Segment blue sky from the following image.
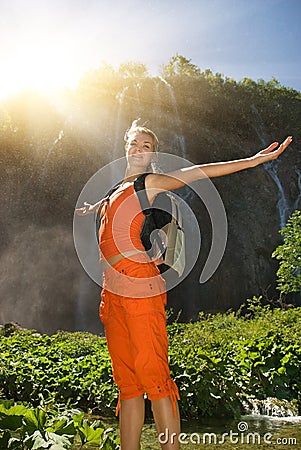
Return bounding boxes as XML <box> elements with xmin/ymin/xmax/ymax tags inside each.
<box><xmin>1</xmin><ymin>0</ymin><xmax>301</xmax><ymax>98</ymax></box>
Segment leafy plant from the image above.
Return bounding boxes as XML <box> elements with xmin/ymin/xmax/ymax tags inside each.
<box><xmin>0</xmin><ymin>331</ymin><xmax>118</xmax><ymax>414</ymax></box>
<box><xmin>272</xmin><ymin>209</ymin><xmax>301</xmax><ymax>294</ymax></box>
<box><xmin>168</xmin><ymin>299</ymin><xmax>301</xmax><ymax>417</ymax></box>
<box><xmin>1</xmin><ymin>303</ymin><xmax>300</xmax><ymax>420</ymax></box>
<box><xmin>0</xmin><ymin>400</ymin><xmax>120</xmax><ymax>449</ymax></box>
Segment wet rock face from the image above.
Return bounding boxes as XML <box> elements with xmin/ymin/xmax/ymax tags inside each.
<box><xmin>1</xmin><ymin>80</ymin><xmax>301</xmax><ymax>333</ymax></box>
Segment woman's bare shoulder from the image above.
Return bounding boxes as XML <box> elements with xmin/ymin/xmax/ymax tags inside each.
<box><xmin>144</xmin><ymin>172</ymin><xmax>187</xmax><ymax>193</ymax></box>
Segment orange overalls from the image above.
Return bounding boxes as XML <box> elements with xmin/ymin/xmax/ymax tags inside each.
<box><xmin>98</xmin><ymin>183</ymin><xmax>180</xmax><ymax>417</ymax></box>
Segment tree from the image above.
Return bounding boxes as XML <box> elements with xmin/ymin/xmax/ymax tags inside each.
<box><xmin>272</xmin><ymin>210</ymin><xmax>301</xmax><ymax>294</ymax></box>
<box><xmin>117</xmin><ymin>61</ymin><xmax>148</xmax><ymax>78</ymax></box>
<box><xmin>161</xmin><ymin>54</ymin><xmax>201</xmax><ymax>78</ymax></box>
<box><xmin>79</xmin><ymin>62</ymin><xmax>116</xmax><ymax>85</ymax></box>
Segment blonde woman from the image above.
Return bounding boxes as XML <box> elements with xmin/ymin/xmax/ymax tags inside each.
<box><xmin>76</xmin><ymin>121</ymin><xmax>292</xmax><ymax>450</ymax></box>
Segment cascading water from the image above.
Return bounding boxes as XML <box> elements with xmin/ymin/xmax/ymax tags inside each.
<box><xmin>133</xmin><ymin>83</ymin><xmax>142</xmax><ymax>115</ymax></box>
<box><xmin>74</xmin><ymin>88</ymin><xmax>129</xmax><ymax>331</ymax></box>
<box><xmin>292</xmin><ymin>168</ymin><xmax>301</xmax><ymax>211</ymax></box>
<box><xmin>46</xmin><ymin>130</ymin><xmax>64</xmax><ymax>159</ymax></box>
<box><xmin>40</xmin><ymin>129</ymin><xmax>64</xmax><ymax>182</ymax></box>
<box><xmin>158</xmin><ymin>76</ymin><xmax>187</xmax><ymax>159</ymax></box>
<box><xmin>155</xmin><ymin>77</ymin><xmax>192</xmax><ymax>203</ymax></box>
<box><xmin>251</xmin><ymin>104</ymin><xmax>298</xmax><ymax>230</ymax></box>
<box><xmin>264</xmin><ymin>160</ymin><xmax>290</xmax><ymax>230</ymax></box>
<box><xmin>262</xmin><ymin>163</ymin><xmax>301</xmax><ymax>230</ymax></box>
<box><xmin>242</xmin><ymin>396</ymin><xmax>299</xmax><ymax>418</ymax></box>
<box><xmin>153</xmin><ymin>80</ymin><xmax>163</xmax><ymax>121</ymax></box>
<box><xmin>113</xmin><ymin>86</ymin><xmax>128</xmax><ymax>160</ymax></box>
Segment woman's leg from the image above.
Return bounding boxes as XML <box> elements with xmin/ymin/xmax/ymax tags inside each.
<box><xmin>100</xmin><ymin>291</ymin><xmax>145</xmax><ymax>448</ymax></box>
<box><xmin>119</xmin><ymin>395</ymin><xmax>145</xmax><ymax>450</ymax></box>
<box><xmin>152</xmin><ymin>396</ymin><xmax>180</xmax><ymax>450</ymax></box>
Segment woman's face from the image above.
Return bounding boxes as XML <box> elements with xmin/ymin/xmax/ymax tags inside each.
<box><xmin>126</xmin><ymin>132</ymin><xmax>156</xmax><ymax>169</ymax></box>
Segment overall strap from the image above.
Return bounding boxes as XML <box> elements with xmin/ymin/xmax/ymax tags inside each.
<box><xmin>95</xmin><ymin>180</ymin><xmax>122</xmax><ymax>244</ymax></box>
<box><xmin>103</xmin><ymin>180</ymin><xmax>123</xmax><ymax>201</ymax></box>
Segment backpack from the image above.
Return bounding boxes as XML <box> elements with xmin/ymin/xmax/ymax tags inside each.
<box><xmin>134</xmin><ymin>173</ymin><xmax>185</xmax><ymax>276</ymax></box>
<box><xmin>96</xmin><ymin>173</ymin><xmax>185</xmax><ymax>276</ymax></box>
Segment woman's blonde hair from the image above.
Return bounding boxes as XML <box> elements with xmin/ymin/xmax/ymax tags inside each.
<box><xmin>124</xmin><ymin>118</ymin><xmax>159</xmax><ymax>153</ymax></box>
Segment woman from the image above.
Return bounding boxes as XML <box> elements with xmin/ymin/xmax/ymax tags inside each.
<box><xmin>76</xmin><ymin>120</ymin><xmax>292</xmax><ymax>450</ymax></box>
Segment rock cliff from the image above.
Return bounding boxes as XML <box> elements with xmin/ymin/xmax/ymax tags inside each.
<box><xmin>1</xmin><ymin>72</ymin><xmax>300</xmax><ymax>333</ymax></box>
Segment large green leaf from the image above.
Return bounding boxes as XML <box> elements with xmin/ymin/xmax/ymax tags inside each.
<box><xmin>78</xmin><ymin>422</ymin><xmax>104</xmax><ymax>445</ymax></box>
<box><xmin>0</xmin><ymin>415</ymin><xmax>23</xmax><ymax>431</ymax></box>
<box><xmin>23</xmin><ymin>408</ymin><xmax>47</xmax><ymax>432</ymax></box>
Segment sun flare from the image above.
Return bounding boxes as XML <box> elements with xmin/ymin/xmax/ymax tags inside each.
<box><xmin>0</xmin><ymin>39</ymin><xmax>84</xmax><ymax>100</ymax></box>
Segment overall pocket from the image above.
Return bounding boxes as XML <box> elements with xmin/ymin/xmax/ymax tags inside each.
<box><xmin>99</xmin><ymin>289</ymin><xmax>110</xmax><ymax>324</ymax></box>
<box><xmin>103</xmin><ymin>259</ymin><xmax>166</xmax><ymax>299</ymax></box>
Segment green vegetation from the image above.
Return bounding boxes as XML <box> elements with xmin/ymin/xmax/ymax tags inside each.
<box><xmin>1</xmin><ymin>300</ymin><xmax>300</xmax><ymax>420</ymax></box>
<box><xmin>1</xmin><ymin>301</ymin><xmax>300</xmax><ymax>448</ymax></box>
<box><xmin>0</xmin><ymin>330</ymin><xmax>117</xmax><ymax>414</ymax></box>
<box><xmin>273</xmin><ymin>210</ymin><xmax>301</xmax><ymax>295</ymax></box>
<box><xmin>0</xmin><ymin>400</ymin><xmax>119</xmax><ymax>449</ymax></box>
<box><xmin>161</xmin><ymin>54</ymin><xmax>201</xmax><ymax>78</ymax></box>
<box><xmin>169</xmin><ymin>298</ymin><xmax>301</xmax><ymax>418</ymax></box>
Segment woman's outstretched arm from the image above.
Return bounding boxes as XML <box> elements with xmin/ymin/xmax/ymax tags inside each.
<box><xmin>146</xmin><ymin>136</ymin><xmax>293</xmax><ymax>194</ymax></box>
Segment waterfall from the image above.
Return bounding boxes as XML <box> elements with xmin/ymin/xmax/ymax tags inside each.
<box><xmin>154</xmin><ymin>77</ymin><xmax>192</xmax><ymax>202</ymax></box>
<box><xmin>262</xmin><ymin>164</ymin><xmax>301</xmax><ymax>230</ymax></box>
<box><xmin>158</xmin><ymin>77</ymin><xmax>187</xmax><ymax>159</ymax></box>
<box><xmin>133</xmin><ymin>83</ymin><xmax>142</xmax><ymax>115</ymax></box>
<box><xmin>46</xmin><ymin>130</ymin><xmax>64</xmax><ymax>159</ymax></box>
<box><xmin>251</xmin><ymin>104</ymin><xmax>269</xmax><ymax>147</ymax></box>
<box><xmin>292</xmin><ymin>168</ymin><xmax>301</xmax><ymax>211</ymax></box>
<box><xmin>39</xmin><ymin>129</ymin><xmax>64</xmax><ymax>182</ymax></box>
<box><xmin>113</xmin><ymin>86</ymin><xmax>128</xmax><ymax>160</ymax></box>
<box><xmin>242</xmin><ymin>397</ymin><xmax>299</xmax><ymax>417</ymax></box>
<box><xmin>251</xmin><ymin>105</ymin><xmax>297</xmax><ymax>230</ymax></box>
<box><xmin>153</xmin><ymin>80</ymin><xmax>162</xmax><ymax>120</ymax></box>
<box><xmin>264</xmin><ymin>160</ymin><xmax>290</xmax><ymax>229</ymax></box>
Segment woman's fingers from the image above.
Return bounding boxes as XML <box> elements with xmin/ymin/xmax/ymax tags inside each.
<box><xmin>273</xmin><ymin>136</ymin><xmax>293</xmax><ymax>156</ymax></box>
<box><xmin>281</xmin><ymin>135</ymin><xmax>293</xmax><ymax>149</ymax></box>
<box><xmin>260</xmin><ymin>142</ymin><xmax>279</xmax><ymax>154</ymax></box>
<box><xmin>75</xmin><ymin>201</ymin><xmax>96</xmax><ymax>216</ymax></box>
<box><xmin>75</xmin><ymin>204</ymin><xmax>89</xmax><ymax>215</ymax></box>
<box><xmin>261</xmin><ymin>136</ymin><xmax>292</xmax><ymax>156</ymax></box>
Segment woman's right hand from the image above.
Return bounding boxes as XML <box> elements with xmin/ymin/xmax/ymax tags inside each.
<box><xmin>75</xmin><ymin>198</ymin><xmax>106</xmax><ymax>216</ymax></box>
<box><xmin>75</xmin><ymin>201</ymin><xmax>95</xmax><ymax>216</ymax></box>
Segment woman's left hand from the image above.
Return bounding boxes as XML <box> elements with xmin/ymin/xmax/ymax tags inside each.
<box><xmin>252</xmin><ymin>136</ymin><xmax>293</xmax><ymax>165</ymax></box>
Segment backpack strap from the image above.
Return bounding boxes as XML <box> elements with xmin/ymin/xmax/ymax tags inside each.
<box><xmin>134</xmin><ymin>173</ymin><xmax>167</xmax><ymax>257</ymax></box>
<box><xmin>134</xmin><ymin>173</ymin><xmax>152</xmax><ymax>215</ymax></box>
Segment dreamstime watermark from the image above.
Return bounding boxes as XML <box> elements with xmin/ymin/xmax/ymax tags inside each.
<box><xmin>158</xmin><ymin>421</ymin><xmax>298</xmax><ymax>446</ymax></box>
<box><xmin>73</xmin><ymin>153</ymin><xmax>228</xmax><ymax>293</ymax></box>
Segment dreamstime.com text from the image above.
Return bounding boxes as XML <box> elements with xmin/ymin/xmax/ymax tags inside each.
<box><xmin>158</xmin><ymin>421</ymin><xmax>298</xmax><ymax>446</ymax></box>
